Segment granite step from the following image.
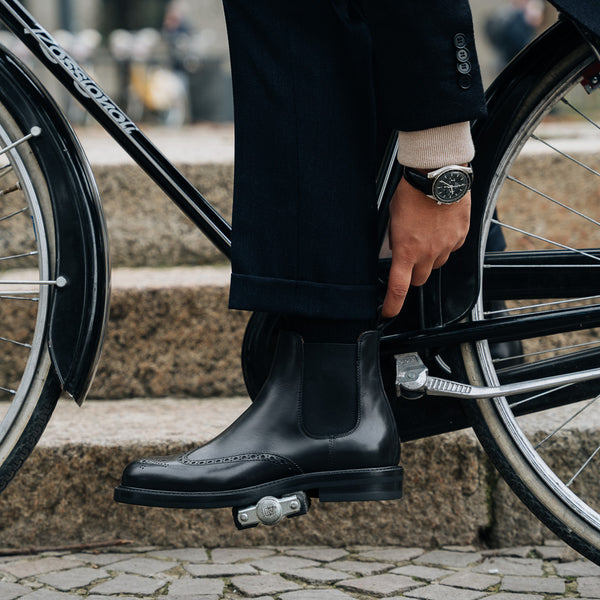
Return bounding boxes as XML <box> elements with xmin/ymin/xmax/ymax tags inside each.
<box><xmin>93</xmin><ymin>265</ymin><xmax>248</xmax><ymax>400</ymax></box>
<box><xmin>2</xmin><ymin>396</ymin><xmax>591</xmax><ymax>552</ymax></box>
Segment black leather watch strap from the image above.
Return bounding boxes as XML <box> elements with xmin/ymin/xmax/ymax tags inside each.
<box><xmin>403</xmin><ymin>167</ymin><xmax>433</xmax><ymax>197</ymax></box>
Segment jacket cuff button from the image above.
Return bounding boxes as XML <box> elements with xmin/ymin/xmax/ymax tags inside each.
<box><xmin>458</xmin><ymin>74</ymin><xmax>472</xmax><ymax>89</ymax></box>
<box><xmin>454</xmin><ymin>33</ymin><xmax>467</xmax><ymax>48</ymax></box>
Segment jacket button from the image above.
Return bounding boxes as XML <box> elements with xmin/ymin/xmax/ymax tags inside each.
<box><xmin>454</xmin><ymin>33</ymin><xmax>467</xmax><ymax>48</ymax></box>
<box><xmin>458</xmin><ymin>74</ymin><xmax>472</xmax><ymax>89</ymax></box>
<box><xmin>457</xmin><ymin>61</ymin><xmax>472</xmax><ymax>75</ymax></box>
<box><xmin>456</xmin><ymin>48</ymin><xmax>470</xmax><ymax>62</ymax></box>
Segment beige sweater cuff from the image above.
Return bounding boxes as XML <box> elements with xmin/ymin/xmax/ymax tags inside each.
<box><xmin>396</xmin><ymin>122</ymin><xmax>475</xmax><ymax>169</ymax></box>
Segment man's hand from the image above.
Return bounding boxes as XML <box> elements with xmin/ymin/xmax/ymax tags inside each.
<box><xmin>381</xmin><ymin>176</ymin><xmax>471</xmax><ymax>318</ymax></box>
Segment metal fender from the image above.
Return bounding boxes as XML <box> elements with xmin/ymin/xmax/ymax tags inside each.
<box><xmin>0</xmin><ymin>48</ymin><xmax>110</xmax><ymax>404</ymax></box>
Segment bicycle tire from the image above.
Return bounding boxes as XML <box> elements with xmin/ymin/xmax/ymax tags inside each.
<box><xmin>461</xmin><ymin>24</ymin><xmax>600</xmax><ymax>562</ymax></box>
<box><xmin>0</xmin><ymin>73</ymin><xmax>63</xmax><ymax>493</ymax></box>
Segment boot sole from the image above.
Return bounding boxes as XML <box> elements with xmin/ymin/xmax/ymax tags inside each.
<box><xmin>113</xmin><ymin>466</ymin><xmax>403</xmax><ymax>509</ymax></box>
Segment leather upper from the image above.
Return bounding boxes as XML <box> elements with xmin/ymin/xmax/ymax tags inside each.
<box><xmin>121</xmin><ymin>330</ymin><xmax>400</xmax><ymax>494</ymax></box>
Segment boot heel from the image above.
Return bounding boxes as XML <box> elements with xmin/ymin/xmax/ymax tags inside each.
<box><xmin>317</xmin><ymin>467</ymin><xmax>403</xmax><ymax>502</ymax></box>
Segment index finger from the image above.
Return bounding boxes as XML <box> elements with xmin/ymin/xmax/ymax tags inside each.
<box><xmin>381</xmin><ymin>258</ymin><xmax>414</xmax><ymax>319</ymax></box>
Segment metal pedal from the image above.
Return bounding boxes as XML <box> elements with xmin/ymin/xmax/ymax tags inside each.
<box><xmin>233</xmin><ymin>492</ymin><xmax>310</xmax><ymax>530</ymax></box>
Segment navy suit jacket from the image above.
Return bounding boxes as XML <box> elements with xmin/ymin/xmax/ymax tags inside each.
<box><xmin>549</xmin><ymin>0</ymin><xmax>600</xmax><ymax>36</ymax></box>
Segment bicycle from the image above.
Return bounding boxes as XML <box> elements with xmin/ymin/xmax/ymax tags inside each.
<box><xmin>0</xmin><ymin>0</ymin><xmax>599</xmax><ymax>562</ymax></box>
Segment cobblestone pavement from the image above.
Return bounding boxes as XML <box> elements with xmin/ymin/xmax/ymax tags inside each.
<box><xmin>0</xmin><ymin>542</ymin><xmax>599</xmax><ymax>599</ymax></box>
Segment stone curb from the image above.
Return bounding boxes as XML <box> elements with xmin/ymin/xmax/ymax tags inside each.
<box><xmin>0</xmin><ymin>398</ymin><xmax>575</xmax><ymax>551</ymax></box>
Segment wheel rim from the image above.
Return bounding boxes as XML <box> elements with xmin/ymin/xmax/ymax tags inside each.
<box><xmin>470</xmin><ymin>50</ymin><xmax>600</xmax><ymax>547</ymax></box>
<box><xmin>0</xmin><ymin>122</ymin><xmax>52</xmax><ymax>463</ymax></box>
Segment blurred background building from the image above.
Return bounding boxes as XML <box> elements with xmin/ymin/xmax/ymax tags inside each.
<box><xmin>10</xmin><ymin>0</ymin><xmax>558</xmax><ymax>126</ymax></box>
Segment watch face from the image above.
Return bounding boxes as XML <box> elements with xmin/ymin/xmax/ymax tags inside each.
<box><xmin>432</xmin><ymin>170</ymin><xmax>471</xmax><ymax>203</ymax></box>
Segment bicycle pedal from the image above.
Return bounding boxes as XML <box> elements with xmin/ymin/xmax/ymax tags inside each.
<box><xmin>233</xmin><ymin>492</ymin><xmax>310</xmax><ymax>530</ymax></box>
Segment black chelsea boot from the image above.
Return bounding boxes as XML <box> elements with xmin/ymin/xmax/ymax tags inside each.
<box><xmin>114</xmin><ymin>330</ymin><xmax>402</xmax><ymax>509</ymax></box>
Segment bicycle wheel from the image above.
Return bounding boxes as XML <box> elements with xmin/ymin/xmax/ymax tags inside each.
<box><xmin>462</xmin><ymin>23</ymin><xmax>600</xmax><ymax>561</ymax></box>
<box><xmin>0</xmin><ymin>97</ymin><xmax>62</xmax><ymax>492</ymax></box>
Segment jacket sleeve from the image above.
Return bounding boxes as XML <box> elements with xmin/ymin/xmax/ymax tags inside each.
<box><xmin>360</xmin><ymin>0</ymin><xmax>487</xmax><ymax>132</ymax></box>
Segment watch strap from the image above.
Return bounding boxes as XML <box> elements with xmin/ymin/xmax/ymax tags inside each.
<box><xmin>403</xmin><ymin>167</ymin><xmax>433</xmax><ymax>197</ymax></box>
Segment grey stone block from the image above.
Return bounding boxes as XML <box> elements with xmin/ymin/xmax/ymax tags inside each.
<box><xmin>107</xmin><ymin>557</ymin><xmax>178</xmax><ymax>575</ymax></box>
<box><xmin>280</xmin><ymin>591</ymin><xmax>354</xmax><ymax>600</ymax></box>
<box><xmin>184</xmin><ymin>563</ymin><xmax>257</xmax><ymax>577</ymax></box>
<box><xmin>439</xmin><ymin>571</ymin><xmax>500</xmax><ymax>591</ymax></box>
<box><xmin>485</xmin><ymin>595</ymin><xmax>544</xmax><ymax>600</ymax></box>
<box><xmin>166</xmin><ymin>577</ymin><xmax>224</xmax><ymax>598</ymax></box>
<box><xmin>326</xmin><ymin>561</ymin><xmax>392</xmax><ymax>576</ymax></box>
<box><xmin>147</xmin><ymin>548</ymin><xmax>209</xmax><ymax>563</ymax></box>
<box><xmin>209</xmin><ymin>548</ymin><xmax>275</xmax><ymax>564</ymax></box>
<box><xmin>249</xmin><ymin>556</ymin><xmax>319</xmax><ymax>574</ymax></box>
<box><xmin>357</xmin><ymin>548</ymin><xmax>425</xmax><ymax>562</ymax></box>
<box><xmin>474</xmin><ymin>557</ymin><xmax>543</xmax><ymax>577</ymax></box>
<box><xmin>282</xmin><ymin>548</ymin><xmax>348</xmax><ymax>563</ymax></box>
<box><xmin>89</xmin><ymin>573</ymin><xmax>166</xmax><ymax>595</ymax></box>
<box><xmin>284</xmin><ymin>568</ymin><xmax>349</xmax><ymax>584</ymax></box>
<box><xmin>14</xmin><ymin>591</ymin><xmax>80</xmax><ymax>600</ymax></box>
<box><xmin>37</xmin><ymin>567</ymin><xmax>110</xmax><ymax>591</ymax></box>
<box><xmin>404</xmin><ymin>584</ymin><xmax>487</xmax><ymax>600</ymax></box>
<box><xmin>0</xmin><ymin>558</ymin><xmax>83</xmax><ymax>579</ymax></box>
<box><xmin>230</xmin><ymin>574</ymin><xmax>301</xmax><ymax>597</ymax></box>
<box><xmin>555</xmin><ymin>560</ymin><xmax>600</xmax><ymax>577</ymax></box>
<box><xmin>338</xmin><ymin>573</ymin><xmax>424</xmax><ymax>595</ymax></box>
<box><xmin>578</xmin><ymin>578</ymin><xmax>600</xmax><ymax>599</ymax></box>
<box><xmin>391</xmin><ymin>565</ymin><xmax>450</xmax><ymax>581</ymax></box>
<box><xmin>0</xmin><ymin>582</ymin><xmax>33</xmax><ymax>600</ymax></box>
<box><xmin>501</xmin><ymin>575</ymin><xmax>566</xmax><ymax>594</ymax></box>
<box><xmin>415</xmin><ymin>550</ymin><xmax>483</xmax><ymax>569</ymax></box>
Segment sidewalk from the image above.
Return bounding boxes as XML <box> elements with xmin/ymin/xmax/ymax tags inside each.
<box><xmin>0</xmin><ymin>542</ymin><xmax>598</xmax><ymax>599</ymax></box>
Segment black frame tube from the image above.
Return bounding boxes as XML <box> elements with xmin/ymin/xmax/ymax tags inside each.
<box><xmin>0</xmin><ymin>0</ymin><xmax>233</xmax><ymax>258</ymax></box>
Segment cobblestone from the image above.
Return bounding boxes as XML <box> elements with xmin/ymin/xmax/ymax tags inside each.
<box><xmin>404</xmin><ymin>584</ymin><xmax>486</xmax><ymax>600</ymax></box>
<box><xmin>0</xmin><ymin>542</ymin><xmax>596</xmax><ymax>598</ymax></box>
<box><xmin>578</xmin><ymin>577</ymin><xmax>600</xmax><ymax>598</ymax></box>
<box><xmin>554</xmin><ymin>559</ymin><xmax>600</xmax><ymax>577</ymax></box>
<box><xmin>337</xmin><ymin>573</ymin><xmax>424</xmax><ymax>595</ymax></box>
<box><xmin>474</xmin><ymin>557</ymin><xmax>544</xmax><ymax>577</ymax></box>
<box><xmin>415</xmin><ymin>551</ymin><xmax>483</xmax><ymax>569</ymax></box>
<box><xmin>500</xmin><ymin>575</ymin><xmax>565</xmax><ymax>594</ymax></box>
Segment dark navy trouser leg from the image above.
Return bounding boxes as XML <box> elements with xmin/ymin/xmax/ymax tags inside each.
<box><xmin>223</xmin><ymin>0</ymin><xmax>488</xmax><ymax>319</ymax></box>
<box><xmin>223</xmin><ymin>0</ymin><xmax>380</xmax><ymax>320</ymax></box>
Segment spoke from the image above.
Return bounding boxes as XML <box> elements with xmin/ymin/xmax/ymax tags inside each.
<box><xmin>506</xmin><ymin>175</ymin><xmax>600</xmax><ymax>227</ymax></box>
<box><xmin>0</xmin><ymin>336</ymin><xmax>31</xmax><ymax>349</ymax></box>
<box><xmin>535</xmin><ymin>396</ymin><xmax>599</xmax><ymax>450</ymax></box>
<box><xmin>0</xmin><ymin>278</ymin><xmax>63</xmax><ymax>287</ymax></box>
<box><xmin>485</xmin><ymin>296</ymin><xmax>600</xmax><ymax>316</ymax></box>
<box><xmin>561</xmin><ymin>98</ymin><xmax>600</xmax><ymax>131</ymax></box>
<box><xmin>529</xmin><ymin>134</ymin><xmax>600</xmax><ymax>178</ymax></box>
<box><xmin>509</xmin><ymin>383</ymin><xmax>574</xmax><ymax>410</ymax></box>
<box><xmin>0</xmin><ymin>127</ymin><xmax>41</xmax><ymax>160</ymax></box>
<box><xmin>0</xmin><ymin>164</ymin><xmax>13</xmax><ymax>179</ymax></box>
<box><xmin>494</xmin><ymin>340</ymin><xmax>600</xmax><ymax>365</ymax></box>
<box><xmin>567</xmin><ymin>443</ymin><xmax>600</xmax><ymax>488</ymax></box>
<box><xmin>491</xmin><ymin>219</ymin><xmax>600</xmax><ymax>264</ymax></box>
<box><xmin>0</xmin><ymin>386</ymin><xmax>16</xmax><ymax>395</ymax></box>
<box><xmin>0</xmin><ymin>206</ymin><xmax>28</xmax><ymax>222</ymax></box>
<box><xmin>0</xmin><ymin>251</ymin><xmax>38</xmax><ymax>262</ymax></box>
<box><xmin>0</xmin><ymin>295</ymin><xmax>39</xmax><ymax>301</ymax></box>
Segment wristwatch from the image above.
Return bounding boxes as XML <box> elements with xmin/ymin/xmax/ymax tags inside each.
<box><xmin>403</xmin><ymin>164</ymin><xmax>473</xmax><ymax>205</ymax></box>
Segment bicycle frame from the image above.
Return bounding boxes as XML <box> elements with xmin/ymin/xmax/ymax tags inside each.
<box><xmin>0</xmin><ymin>0</ymin><xmax>233</xmax><ymax>259</ymax></box>
<box><xmin>0</xmin><ymin>0</ymin><xmax>599</xmax><ymax>439</ymax></box>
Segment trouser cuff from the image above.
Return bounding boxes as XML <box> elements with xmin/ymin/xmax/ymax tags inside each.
<box><xmin>229</xmin><ymin>273</ymin><xmax>379</xmax><ymax>320</ymax></box>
